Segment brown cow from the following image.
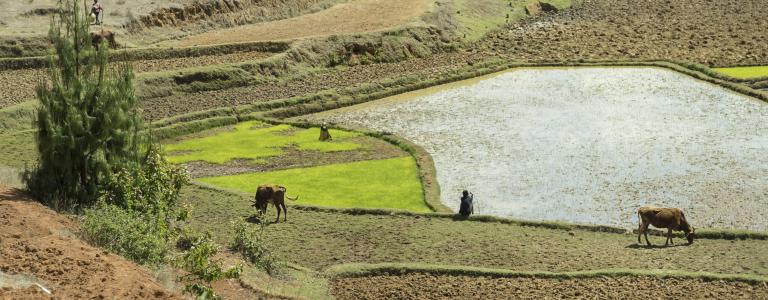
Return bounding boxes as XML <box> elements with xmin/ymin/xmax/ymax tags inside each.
<box><xmin>252</xmin><ymin>184</ymin><xmax>298</xmax><ymax>223</ymax></box>
<box><xmin>90</xmin><ymin>30</ymin><xmax>117</xmax><ymax>49</ymax></box>
<box><xmin>637</xmin><ymin>206</ymin><xmax>695</xmax><ymax>247</ymax></box>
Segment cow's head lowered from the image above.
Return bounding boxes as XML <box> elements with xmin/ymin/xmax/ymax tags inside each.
<box><xmin>685</xmin><ymin>227</ymin><xmax>695</xmax><ymax>244</ymax></box>
<box><xmin>678</xmin><ymin>221</ymin><xmax>695</xmax><ymax>244</ymax></box>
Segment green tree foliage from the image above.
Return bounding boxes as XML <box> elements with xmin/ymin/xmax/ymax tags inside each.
<box><xmin>25</xmin><ymin>0</ymin><xmax>142</xmax><ymax>210</ymax></box>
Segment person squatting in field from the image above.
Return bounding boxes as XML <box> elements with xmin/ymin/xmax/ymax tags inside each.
<box><xmin>459</xmin><ymin>190</ymin><xmax>474</xmax><ymax>217</ymax></box>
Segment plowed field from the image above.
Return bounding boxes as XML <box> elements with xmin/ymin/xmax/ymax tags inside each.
<box><xmin>332</xmin><ymin>273</ymin><xmax>768</xmax><ymax>300</ymax></box>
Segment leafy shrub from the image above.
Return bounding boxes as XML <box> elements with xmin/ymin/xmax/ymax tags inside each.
<box><xmin>177</xmin><ymin>235</ymin><xmax>242</xmax><ymax>299</ymax></box>
<box><xmin>230</xmin><ymin>220</ymin><xmax>283</xmax><ymax>275</ymax></box>
<box><xmin>82</xmin><ymin>148</ymin><xmax>189</xmax><ymax>266</ymax></box>
<box><xmin>81</xmin><ymin>205</ymin><xmax>170</xmax><ymax>265</ymax></box>
<box><xmin>100</xmin><ymin>147</ymin><xmax>188</xmax><ymax>214</ymax></box>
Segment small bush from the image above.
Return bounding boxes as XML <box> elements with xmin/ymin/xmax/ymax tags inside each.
<box><xmin>176</xmin><ymin>226</ymin><xmax>209</xmax><ymax>251</ymax></box>
<box><xmin>81</xmin><ymin>205</ymin><xmax>170</xmax><ymax>265</ymax></box>
<box><xmin>230</xmin><ymin>220</ymin><xmax>283</xmax><ymax>275</ymax></box>
<box><xmin>177</xmin><ymin>235</ymin><xmax>242</xmax><ymax>299</ymax></box>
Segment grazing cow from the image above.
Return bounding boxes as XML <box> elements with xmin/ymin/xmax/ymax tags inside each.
<box><xmin>637</xmin><ymin>206</ymin><xmax>695</xmax><ymax>247</ymax></box>
<box><xmin>252</xmin><ymin>184</ymin><xmax>298</xmax><ymax>223</ymax></box>
<box><xmin>90</xmin><ymin>30</ymin><xmax>117</xmax><ymax>49</ymax></box>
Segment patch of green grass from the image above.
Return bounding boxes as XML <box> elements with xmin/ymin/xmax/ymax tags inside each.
<box><xmin>198</xmin><ymin>157</ymin><xmax>429</xmax><ymax>212</ymax></box>
<box><xmin>0</xmin><ymin>100</ymin><xmax>37</xmax><ymax>134</ymax></box>
<box><xmin>0</xmin><ymin>130</ymin><xmax>36</xmax><ymax>169</ymax></box>
<box><xmin>182</xmin><ymin>185</ymin><xmax>768</xmax><ymax>276</ymax></box>
<box><xmin>713</xmin><ymin>66</ymin><xmax>768</xmax><ymax>79</ymax></box>
<box><xmin>164</xmin><ymin>121</ymin><xmax>362</xmax><ymax>164</ymax></box>
<box><xmin>453</xmin><ymin>0</ymin><xmax>573</xmax><ymax>42</ymax></box>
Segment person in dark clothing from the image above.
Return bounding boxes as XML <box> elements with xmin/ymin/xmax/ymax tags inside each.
<box><xmin>459</xmin><ymin>190</ymin><xmax>473</xmax><ymax>217</ymax></box>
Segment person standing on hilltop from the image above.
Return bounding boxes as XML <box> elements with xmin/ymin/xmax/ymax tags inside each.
<box><xmin>459</xmin><ymin>190</ymin><xmax>474</xmax><ymax>217</ymax></box>
<box><xmin>91</xmin><ymin>0</ymin><xmax>104</xmax><ymax>25</ymax></box>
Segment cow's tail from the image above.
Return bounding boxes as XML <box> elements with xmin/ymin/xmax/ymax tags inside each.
<box><xmin>279</xmin><ymin>186</ymin><xmax>299</xmax><ymax>201</ymax></box>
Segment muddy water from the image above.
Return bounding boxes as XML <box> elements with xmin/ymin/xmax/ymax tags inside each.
<box><xmin>310</xmin><ymin>68</ymin><xmax>768</xmax><ymax>230</ymax></box>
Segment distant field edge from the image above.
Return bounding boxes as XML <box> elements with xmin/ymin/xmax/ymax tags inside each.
<box><xmin>326</xmin><ymin>263</ymin><xmax>768</xmax><ymax>284</ymax></box>
<box><xmin>0</xmin><ymin>41</ymin><xmax>290</xmax><ymax>71</ymax></box>
<box><xmin>188</xmin><ymin>182</ymin><xmax>768</xmax><ymax>241</ymax></box>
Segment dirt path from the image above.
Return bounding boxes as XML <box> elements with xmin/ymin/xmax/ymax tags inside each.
<box><xmin>332</xmin><ymin>273</ymin><xmax>768</xmax><ymax>299</ymax></box>
<box><xmin>169</xmin><ymin>0</ymin><xmax>432</xmax><ymax>47</ymax></box>
<box><xmin>0</xmin><ymin>186</ymin><xmax>181</xmax><ymax>299</ymax></box>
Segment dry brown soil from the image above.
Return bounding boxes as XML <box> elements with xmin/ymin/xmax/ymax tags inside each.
<box><xmin>331</xmin><ymin>273</ymin><xmax>768</xmax><ymax>299</ymax></box>
<box><xmin>0</xmin><ymin>186</ymin><xmax>181</xmax><ymax>299</ymax></box>
<box><xmin>170</xmin><ymin>0</ymin><xmax>432</xmax><ymax>46</ymax></box>
<box><xmin>483</xmin><ymin>0</ymin><xmax>768</xmax><ymax>66</ymax></box>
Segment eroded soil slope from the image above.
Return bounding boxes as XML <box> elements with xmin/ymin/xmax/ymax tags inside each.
<box><xmin>0</xmin><ymin>186</ymin><xmax>180</xmax><ymax>299</ymax></box>
<box><xmin>170</xmin><ymin>0</ymin><xmax>432</xmax><ymax>46</ymax></box>
<box><xmin>331</xmin><ymin>273</ymin><xmax>768</xmax><ymax>300</ymax></box>
<box><xmin>484</xmin><ymin>0</ymin><xmax>768</xmax><ymax>66</ymax></box>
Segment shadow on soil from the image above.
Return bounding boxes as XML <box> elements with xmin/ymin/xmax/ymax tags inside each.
<box><xmin>0</xmin><ymin>187</ymin><xmax>28</xmax><ymax>202</ymax></box>
<box><xmin>625</xmin><ymin>243</ymin><xmax>692</xmax><ymax>249</ymax></box>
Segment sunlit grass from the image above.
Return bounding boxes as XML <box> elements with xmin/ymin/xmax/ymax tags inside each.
<box><xmin>164</xmin><ymin>121</ymin><xmax>362</xmax><ymax>164</ymax></box>
<box><xmin>713</xmin><ymin>66</ymin><xmax>768</xmax><ymax>79</ymax></box>
<box><xmin>198</xmin><ymin>157</ymin><xmax>429</xmax><ymax>212</ymax></box>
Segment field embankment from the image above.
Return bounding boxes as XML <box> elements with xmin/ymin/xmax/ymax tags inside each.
<box><xmin>0</xmin><ymin>186</ymin><xmax>180</xmax><ymax>299</ymax></box>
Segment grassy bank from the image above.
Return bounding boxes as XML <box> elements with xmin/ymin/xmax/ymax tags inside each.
<box><xmin>328</xmin><ymin>263</ymin><xmax>768</xmax><ymax>284</ymax></box>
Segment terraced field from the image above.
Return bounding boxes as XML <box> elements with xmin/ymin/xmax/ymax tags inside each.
<box><xmin>3</xmin><ymin>0</ymin><xmax>768</xmax><ymax>298</ymax></box>
<box><xmin>482</xmin><ymin>0</ymin><xmax>768</xmax><ymax>66</ymax></box>
<box><xmin>164</xmin><ymin>121</ymin><xmax>427</xmax><ymax>210</ymax></box>
<box><xmin>0</xmin><ymin>50</ymin><xmax>275</xmax><ymax>108</ymax></box>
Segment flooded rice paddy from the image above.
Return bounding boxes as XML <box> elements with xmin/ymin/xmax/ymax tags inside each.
<box><xmin>310</xmin><ymin>68</ymin><xmax>768</xmax><ymax>230</ymax></box>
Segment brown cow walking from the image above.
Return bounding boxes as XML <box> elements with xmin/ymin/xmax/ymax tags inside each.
<box><xmin>637</xmin><ymin>206</ymin><xmax>695</xmax><ymax>247</ymax></box>
<box><xmin>252</xmin><ymin>184</ymin><xmax>297</xmax><ymax>223</ymax></box>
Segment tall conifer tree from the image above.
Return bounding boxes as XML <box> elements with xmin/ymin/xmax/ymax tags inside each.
<box><xmin>26</xmin><ymin>0</ymin><xmax>143</xmax><ymax>210</ymax></box>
